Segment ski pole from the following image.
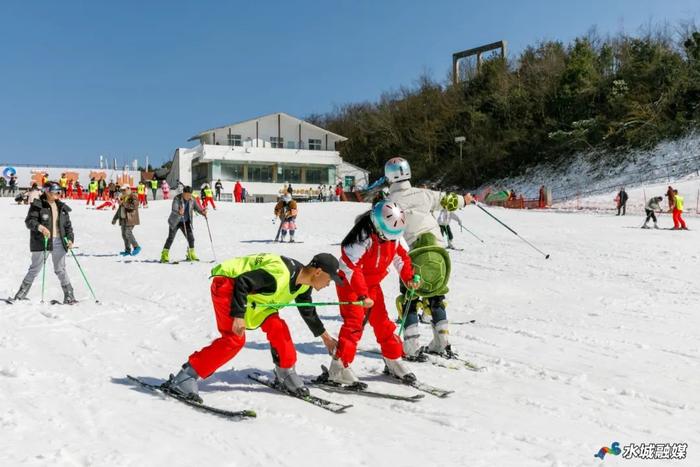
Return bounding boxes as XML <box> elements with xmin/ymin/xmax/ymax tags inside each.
<box><xmin>64</xmin><ymin>237</ymin><xmax>99</xmax><ymax>303</ymax></box>
<box><xmin>459</xmin><ymin>223</ymin><xmax>484</xmax><ymax>243</ymax></box>
<box><xmin>397</xmin><ymin>274</ymin><xmax>421</xmax><ymax>337</ymax></box>
<box><xmin>204</xmin><ymin>216</ymin><xmax>217</xmax><ymax>262</ymax></box>
<box><xmin>40</xmin><ymin>237</ymin><xmax>48</xmax><ymax>303</ymax></box>
<box><xmin>252</xmin><ymin>300</ymin><xmax>364</xmax><ymax>309</ymax></box>
<box><xmin>474</xmin><ymin>202</ymin><xmax>550</xmax><ymax>259</ymax></box>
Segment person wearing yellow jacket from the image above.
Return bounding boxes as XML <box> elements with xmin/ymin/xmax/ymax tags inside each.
<box><xmin>149</xmin><ymin>179</ymin><xmax>158</xmax><ymax>201</ymax></box>
<box><xmin>161</xmin><ymin>252</ymin><xmax>342</xmax><ymax>402</ymax></box>
<box><xmin>137</xmin><ymin>181</ymin><xmax>148</xmax><ymax>207</ymax></box>
<box><xmin>59</xmin><ymin>174</ymin><xmax>68</xmax><ymax>198</ymax></box>
<box><xmin>201</xmin><ymin>183</ymin><xmax>216</xmax><ymax>210</ymax></box>
<box><xmin>86</xmin><ymin>178</ymin><xmax>98</xmax><ymax>207</ymax></box>
<box><xmin>672</xmin><ymin>189</ymin><xmax>688</xmax><ymax>230</ymax></box>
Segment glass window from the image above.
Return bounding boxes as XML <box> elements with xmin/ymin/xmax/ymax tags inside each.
<box><xmin>221</xmin><ymin>163</ymin><xmax>243</xmax><ymax>180</ymax></box>
<box><xmin>308</xmin><ymin>139</ymin><xmax>322</xmax><ymax>150</ymax></box>
<box><xmin>305</xmin><ymin>168</ymin><xmax>328</xmax><ymax>184</ymax></box>
<box><xmin>281</xmin><ymin>166</ymin><xmax>301</xmax><ymax>183</ymax></box>
<box><xmin>286</xmin><ymin>140</ymin><xmax>296</xmax><ymax>149</ymax></box>
<box><xmin>227</xmin><ymin>134</ymin><xmax>242</xmax><ymax>146</ymax></box>
<box><xmin>270</xmin><ymin>137</ymin><xmax>284</xmax><ymax>148</ymax></box>
<box><xmin>248</xmin><ymin>165</ymin><xmax>273</xmax><ymax>182</ymax></box>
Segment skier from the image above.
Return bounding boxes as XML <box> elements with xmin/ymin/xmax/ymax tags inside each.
<box><xmin>136</xmin><ymin>181</ymin><xmax>148</xmax><ymax>207</ymax></box>
<box><xmin>161</xmin><ymin>180</ymin><xmax>170</xmax><ymax>200</ymax></box>
<box><xmin>201</xmin><ymin>183</ymin><xmax>216</xmax><ymax>210</ymax></box>
<box><xmin>112</xmin><ymin>185</ymin><xmax>141</xmax><ymax>256</ymax></box>
<box><xmin>274</xmin><ymin>193</ymin><xmax>298</xmax><ymax>242</ymax></box>
<box><xmin>384</xmin><ymin>157</ymin><xmax>473</xmax><ymax>360</ymax></box>
<box><xmin>162</xmin><ymin>252</ymin><xmax>342</xmax><ymax>401</ymax></box>
<box><xmin>97</xmin><ymin>178</ymin><xmax>106</xmax><ymax>199</ymax></box>
<box><xmin>616</xmin><ymin>187</ymin><xmax>628</xmax><ymax>216</ymax></box>
<box><xmin>666</xmin><ymin>186</ymin><xmax>675</xmax><ymax>211</ymax></box>
<box><xmin>11</xmin><ymin>182</ymin><xmax>77</xmax><ymax>304</ymax></box>
<box><xmin>642</xmin><ymin>196</ymin><xmax>663</xmax><ymax>229</ymax></box>
<box><xmin>234</xmin><ymin>180</ymin><xmax>243</xmax><ymax>203</ymax></box>
<box><xmin>59</xmin><ymin>174</ymin><xmax>68</xmax><ymax>198</ymax></box>
<box><xmin>150</xmin><ymin>178</ymin><xmax>158</xmax><ymax>200</ymax></box>
<box><xmin>26</xmin><ymin>183</ymin><xmax>42</xmax><ymax>204</ymax></box>
<box><xmin>436</xmin><ymin>206</ymin><xmax>464</xmax><ymax>249</ymax></box>
<box><xmin>214</xmin><ymin>179</ymin><xmax>223</xmax><ymax>201</ymax></box>
<box><xmin>86</xmin><ymin>178</ymin><xmax>98</xmax><ymax>207</ymax></box>
<box><xmin>160</xmin><ymin>186</ymin><xmax>207</xmax><ymax>263</ymax></box>
<box><xmin>66</xmin><ymin>180</ymin><xmax>74</xmax><ymax>199</ymax></box>
<box><xmin>327</xmin><ymin>200</ymin><xmax>421</xmax><ymax>385</ymax></box>
<box><xmin>672</xmin><ymin>189</ymin><xmax>688</xmax><ymax>230</ymax></box>
<box><xmin>76</xmin><ymin>181</ymin><xmax>83</xmax><ymax>200</ymax></box>
<box><xmin>9</xmin><ymin>174</ymin><xmax>17</xmax><ymax>196</ymax></box>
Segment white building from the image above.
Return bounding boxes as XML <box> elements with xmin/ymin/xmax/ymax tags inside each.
<box><xmin>167</xmin><ymin>112</ymin><xmax>369</xmax><ymax>202</ymax></box>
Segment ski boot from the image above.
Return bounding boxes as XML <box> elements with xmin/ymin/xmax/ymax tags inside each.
<box><xmin>131</xmin><ymin>246</ymin><xmax>141</xmax><ymax>256</ymax></box>
<box><xmin>641</xmin><ymin>223</ymin><xmax>650</xmax><ymax>229</ymax></box>
<box><xmin>119</xmin><ymin>250</ymin><xmax>132</xmax><ymax>256</ymax></box>
<box><xmin>424</xmin><ymin>320</ymin><xmax>455</xmax><ymax>357</ymax></box>
<box><xmin>402</xmin><ymin>324</ymin><xmax>427</xmax><ymax>362</ymax></box>
<box><xmin>162</xmin><ymin>363</ymin><xmax>202</xmax><ymax>403</ymax></box>
<box><xmin>653</xmin><ymin>222</ymin><xmax>659</xmax><ymax>229</ymax></box>
<box><xmin>13</xmin><ymin>281</ymin><xmax>32</xmax><ymax>301</ymax></box>
<box><xmin>160</xmin><ymin>249</ymin><xmax>170</xmax><ymax>263</ymax></box>
<box><xmin>326</xmin><ymin>357</ymin><xmax>365</xmax><ymax>388</ymax></box>
<box><xmin>383</xmin><ymin>357</ymin><xmax>416</xmax><ymax>383</ymax></box>
<box><xmin>62</xmin><ymin>284</ymin><xmax>78</xmax><ymax>305</ymax></box>
<box><xmin>274</xmin><ymin>365</ymin><xmax>309</xmax><ymax>396</ymax></box>
<box><xmin>186</xmin><ymin>248</ymin><xmax>199</xmax><ymax>261</ymax></box>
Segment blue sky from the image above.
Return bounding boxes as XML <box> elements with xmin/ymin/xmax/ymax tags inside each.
<box><xmin>1</xmin><ymin>0</ymin><xmax>698</xmax><ymax>167</ymax></box>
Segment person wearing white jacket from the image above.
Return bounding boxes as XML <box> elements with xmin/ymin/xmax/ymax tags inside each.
<box><xmin>385</xmin><ymin>157</ymin><xmax>473</xmax><ymax>359</ymax></box>
<box><xmin>436</xmin><ymin>208</ymin><xmax>463</xmax><ymax>249</ymax></box>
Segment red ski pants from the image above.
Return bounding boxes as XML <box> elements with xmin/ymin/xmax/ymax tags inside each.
<box><xmin>138</xmin><ymin>194</ymin><xmax>147</xmax><ymax>206</ymax></box>
<box><xmin>202</xmin><ymin>196</ymin><xmax>216</xmax><ymax>209</ymax></box>
<box><xmin>334</xmin><ymin>282</ymin><xmax>403</xmax><ymax>365</ymax></box>
<box><xmin>86</xmin><ymin>193</ymin><xmax>96</xmax><ymax>206</ymax></box>
<box><xmin>188</xmin><ymin>276</ymin><xmax>297</xmax><ymax>378</ymax></box>
<box><xmin>673</xmin><ymin>208</ymin><xmax>687</xmax><ymax>229</ymax></box>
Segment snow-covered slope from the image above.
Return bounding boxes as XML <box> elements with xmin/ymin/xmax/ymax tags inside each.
<box><xmin>0</xmin><ymin>199</ymin><xmax>698</xmax><ymax>466</ymax></box>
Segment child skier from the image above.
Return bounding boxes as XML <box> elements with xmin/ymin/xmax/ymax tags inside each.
<box><xmin>274</xmin><ymin>193</ymin><xmax>298</xmax><ymax>242</ymax></box>
<box><xmin>162</xmin><ymin>252</ymin><xmax>342</xmax><ymax>402</ymax></box>
<box><xmin>201</xmin><ymin>183</ymin><xmax>216</xmax><ymax>210</ymax></box>
<box><xmin>137</xmin><ymin>181</ymin><xmax>148</xmax><ymax>207</ymax></box>
<box><xmin>436</xmin><ymin>206</ymin><xmax>464</xmax><ymax>249</ymax></box>
<box><xmin>642</xmin><ymin>196</ymin><xmax>663</xmax><ymax>229</ymax></box>
<box><xmin>672</xmin><ymin>189</ymin><xmax>688</xmax><ymax>230</ymax></box>
<box><xmin>160</xmin><ymin>186</ymin><xmax>207</xmax><ymax>263</ymax></box>
<box><xmin>327</xmin><ymin>200</ymin><xmax>421</xmax><ymax>385</ymax></box>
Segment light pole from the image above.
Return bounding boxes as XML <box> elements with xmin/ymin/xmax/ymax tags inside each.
<box><xmin>454</xmin><ymin>136</ymin><xmax>466</xmax><ymax>162</ymax></box>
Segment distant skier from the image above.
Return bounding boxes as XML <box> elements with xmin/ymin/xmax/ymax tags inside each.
<box><xmin>161</xmin><ymin>252</ymin><xmax>342</xmax><ymax>402</ymax></box>
<box><xmin>274</xmin><ymin>193</ymin><xmax>298</xmax><ymax>242</ymax></box>
<box><xmin>616</xmin><ymin>187</ymin><xmax>628</xmax><ymax>216</ymax></box>
<box><xmin>11</xmin><ymin>182</ymin><xmax>77</xmax><ymax>304</ymax></box>
<box><xmin>641</xmin><ymin>196</ymin><xmax>663</xmax><ymax>229</ymax></box>
<box><xmin>672</xmin><ymin>189</ymin><xmax>688</xmax><ymax>230</ymax></box>
<box><xmin>159</xmin><ymin>186</ymin><xmax>207</xmax><ymax>263</ymax></box>
<box><xmin>666</xmin><ymin>186</ymin><xmax>675</xmax><ymax>211</ymax></box>
<box><xmin>137</xmin><ymin>181</ymin><xmax>148</xmax><ymax>207</ymax></box>
<box><xmin>327</xmin><ymin>200</ymin><xmax>420</xmax><ymax>386</ymax></box>
<box><xmin>161</xmin><ymin>180</ymin><xmax>170</xmax><ymax>200</ymax></box>
<box><xmin>86</xmin><ymin>178</ymin><xmax>98</xmax><ymax>207</ymax></box>
<box><xmin>214</xmin><ymin>179</ymin><xmax>223</xmax><ymax>201</ymax></box>
<box><xmin>234</xmin><ymin>180</ymin><xmax>243</xmax><ymax>203</ymax></box>
<box><xmin>201</xmin><ymin>183</ymin><xmax>216</xmax><ymax>210</ymax></box>
<box><xmin>436</xmin><ymin>207</ymin><xmax>464</xmax><ymax>249</ymax></box>
<box><xmin>76</xmin><ymin>181</ymin><xmax>83</xmax><ymax>200</ymax></box>
<box><xmin>59</xmin><ymin>174</ymin><xmax>68</xmax><ymax>198</ymax></box>
<box><xmin>112</xmin><ymin>185</ymin><xmax>141</xmax><ymax>256</ymax></box>
<box><xmin>385</xmin><ymin>156</ymin><xmax>473</xmax><ymax>360</ymax></box>
<box><xmin>150</xmin><ymin>179</ymin><xmax>158</xmax><ymax>200</ymax></box>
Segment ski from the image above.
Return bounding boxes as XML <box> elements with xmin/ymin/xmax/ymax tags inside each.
<box><xmin>381</xmin><ymin>370</ymin><xmax>454</xmax><ymax>398</ymax></box>
<box><xmin>421</xmin><ymin>350</ymin><xmax>486</xmax><ymax>372</ymax></box>
<box><xmin>247</xmin><ymin>371</ymin><xmax>352</xmax><ymax>413</ymax></box>
<box><xmin>2</xmin><ymin>297</ymin><xmax>14</xmax><ymax>305</ymax></box>
<box><xmin>126</xmin><ymin>375</ymin><xmax>256</xmax><ymax>420</ymax></box>
<box><xmin>309</xmin><ymin>366</ymin><xmax>424</xmax><ymax>402</ymax></box>
<box><xmin>446</xmin><ymin>246</ymin><xmax>464</xmax><ymax>251</ymax></box>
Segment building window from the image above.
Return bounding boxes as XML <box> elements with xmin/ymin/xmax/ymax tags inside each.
<box><xmin>286</xmin><ymin>140</ymin><xmax>296</xmax><ymax>149</ymax></box>
<box><xmin>281</xmin><ymin>166</ymin><xmax>302</xmax><ymax>183</ymax></box>
<box><xmin>248</xmin><ymin>165</ymin><xmax>273</xmax><ymax>182</ymax></box>
<box><xmin>308</xmin><ymin>139</ymin><xmax>322</xmax><ymax>150</ymax></box>
<box><xmin>221</xmin><ymin>162</ymin><xmax>243</xmax><ymax>180</ymax></box>
<box><xmin>270</xmin><ymin>137</ymin><xmax>284</xmax><ymax>148</ymax></box>
<box><xmin>305</xmin><ymin>168</ymin><xmax>328</xmax><ymax>184</ymax></box>
<box><xmin>227</xmin><ymin>134</ymin><xmax>242</xmax><ymax>146</ymax></box>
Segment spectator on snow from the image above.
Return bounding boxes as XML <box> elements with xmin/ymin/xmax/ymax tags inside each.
<box><xmin>234</xmin><ymin>180</ymin><xmax>243</xmax><ymax>202</ymax></box>
<box><xmin>0</xmin><ymin>176</ymin><xmax>6</xmax><ymax>195</ymax></box>
<box><xmin>666</xmin><ymin>186</ymin><xmax>675</xmax><ymax>211</ymax></box>
<box><xmin>616</xmin><ymin>187</ymin><xmax>629</xmax><ymax>216</ymax></box>
<box><xmin>642</xmin><ymin>196</ymin><xmax>663</xmax><ymax>229</ymax></box>
<box><xmin>215</xmin><ymin>179</ymin><xmax>223</xmax><ymax>201</ymax></box>
<box><xmin>112</xmin><ymin>185</ymin><xmax>141</xmax><ymax>256</ymax></box>
<box><xmin>9</xmin><ymin>175</ymin><xmax>17</xmax><ymax>195</ymax></box>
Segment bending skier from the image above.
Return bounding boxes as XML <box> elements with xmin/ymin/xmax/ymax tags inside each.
<box><xmin>160</xmin><ymin>186</ymin><xmax>207</xmax><ymax>263</ymax></box>
<box><xmin>385</xmin><ymin>157</ymin><xmax>473</xmax><ymax>360</ymax></box>
<box><xmin>12</xmin><ymin>182</ymin><xmax>77</xmax><ymax>304</ymax></box>
<box><xmin>163</xmin><ymin>252</ymin><xmax>342</xmax><ymax>402</ymax></box>
<box><xmin>274</xmin><ymin>193</ymin><xmax>298</xmax><ymax>242</ymax></box>
<box><xmin>642</xmin><ymin>196</ymin><xmax>663</xmax><ymax>229</ymax></box>
<box><xmin>328</xmin><ymin>200</ymin><xmax>421</xmax><ymax>385</ymax></box>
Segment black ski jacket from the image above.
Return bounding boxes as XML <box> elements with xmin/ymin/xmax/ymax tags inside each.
<box><xmin>25</xmin><ymin>195</ymin><xmax>74</xmax><ymax>252</ymax></box>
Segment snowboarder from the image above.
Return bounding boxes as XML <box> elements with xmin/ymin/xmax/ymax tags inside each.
<box><xmin>201</xmin><ymin>183</ymin><xmax>216</xmax><ymax>210</ymax></box>
<box><xmin>150</xmin><ymin>178</ymin><xmax>158</xmax><ymax>200</ymax></box>
<box><xmin>385</xmin><ymin>157</ymin><xmax>473</xmax><ymax>360</ymax></box>
<box><xmin>616</xmin><ymin>187</ymin><xmax>628</xmax><ymax>216</ymax></box>
<box><xmin>672</xmin><ymin>189</ymin><xmax>687</xmax><ymax>230</ymax></box>
<box><xmin>214</xmin><ymin>179</ymin><xmax>223</xmax><ymax>201</ymax></box>
<box><xmin>162</xmin><ymin>252</ymin><xmax>342</xmax><ymax>402</ymax></box>
<box><xmin>160</xmin><ymin>186</ymin><xmax>207</xmax><ymax>263</ymax></box>
<box><xmin>328</xmin><ymin>200</ymin><xmax>421</xmax><ymax>385</ymax></box>
<box><xmin>12</xmin><ymin>182</ymin><xmax>77</xmax><ymax>304</ymax></box>
<box><xmin>274</xmin><ymin>193</ymin><xmax>298</xmax><ymax>242</ymax></box>
<box><xmin>112</xmin><ymin>185</ymin><xmax>141</xmax><ymax>256</ymax></box>
<box><xmin>136</xmin><ymin>181</ymin><xmax>148</xmax><ymax>207</ymax></box>
<box><xmin>436</xmin><ymin>207</ymin><xmax>464</xmax><ymax>249</ymax></box>
<box><xmin>86</xmin><ymin>178</ymin><xmax>98</xmax><ymax>207</ymax></box>
<box><xmin>642</xmin><ymin>196</ymin><xmax>663</xmax><ymax>229</ymax></box>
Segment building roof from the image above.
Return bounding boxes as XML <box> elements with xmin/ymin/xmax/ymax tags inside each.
<box><xmin>187</xmin><ymin>112</ymin><xmax>347</xmax><ymax>142</ymax></box>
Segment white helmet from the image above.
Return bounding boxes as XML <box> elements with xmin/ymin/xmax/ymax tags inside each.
<box><xmin>370</xmin><ymin>200</ymin><xmax>407</xmax><ymax>240</ymax></box>
<box><xmin>384</xmin><ymin>157</ymin><xmax>411</xmax><ymax>183</ymax></box>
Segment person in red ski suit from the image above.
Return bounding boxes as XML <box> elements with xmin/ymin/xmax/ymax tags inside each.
<box><xmin>326</xmin><ymin>200</ymin><xmax>420</xmax><ymax>385</ymax></box>
<box><xmin>234</xmin><ymin>180</ymin><xmax>243</xmax><ymax>203</ymax></box>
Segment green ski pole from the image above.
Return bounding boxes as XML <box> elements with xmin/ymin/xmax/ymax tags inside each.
<box><xmin>64</xmin><ymin>237</ymin><xmax>100</xmax><ymax>303</ymax></box>
<box><xmin>397</xmin><ymin>274</ymin><xmax>421</xmax><ymax>337</ymax></box>
<box><xmin>40</xmin><ymin>237</ymin><xmax>48</xmax><ymax>304</ymax></box>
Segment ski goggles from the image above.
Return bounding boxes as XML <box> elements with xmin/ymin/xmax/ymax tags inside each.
<box><xmin>43</xmin><ymin>183</ymin><xmax>62</xmax><ymax>194</ymax></box>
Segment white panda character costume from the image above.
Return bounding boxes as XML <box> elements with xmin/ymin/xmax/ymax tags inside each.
<box><xmin>385</xmin><ymin>157</ymin><xmax>473</xmax><ymax>359</ymax></box>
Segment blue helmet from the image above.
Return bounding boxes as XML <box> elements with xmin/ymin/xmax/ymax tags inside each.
<box><xmin>384</xmin><ymin>157</ymin><xmax>411</xmax><ymax>183</ymax></box>
<box><xmin>370</xmin><ymin>200</ymin><xmax>407</xmax><ymax>240</ymax></box>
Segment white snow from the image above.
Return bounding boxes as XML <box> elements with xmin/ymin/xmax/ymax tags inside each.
<box><xmin>0</xmin><ymin>198</ymin><xmax>698</xmax><ymax>466</ymax></box>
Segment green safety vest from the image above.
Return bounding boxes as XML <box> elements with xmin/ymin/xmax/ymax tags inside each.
<box><xmin>204</xmin><ymin>187</ymin><xmax>213</xmax><ymax>197</ymax></box>
<box><xmin>150</xmin><ymin>180</ymin><xmax>158</xmax><ymax>189</ymax></box>
<box><xmin>675</xmin><ymin>195</ymin><xmax>684</xmax><ymax>211</ymax></box>
<box><xmin>89</xmin><ymin>181</ymin><xmax>98</xmax><ymax>193</ymax></box>
<box><xmin>210</xmin><ymin>253</ymin><xmax>309</xmax><ymax>330</ymax></box>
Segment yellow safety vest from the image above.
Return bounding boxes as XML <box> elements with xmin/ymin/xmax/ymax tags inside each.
<box><xmin>89</xmin><ymin>181</ymin><xmax>98</xmax><ymax>193</ymax></box>
<box><xmin>675</xmin><ymin>195</ymin><xmax>684</xmax><ymax>211</ymax></box>
<box><xmin>137</xmin><ymin>184</ymin><xmax>146</xmax><ymax>195</ymax></box>
<box><xmin>59</xmin><ymin>178</ymin><xmax>67</xmax><ymax>188</ymax></box>
<box><xmin>204</xmin><ymin>188</ymin><xmax>213</xmax><ymax>197</ymax></box>
<box><xmin>150</xmin><ymin>180</ymin><xmax>158</xmax><ymax>189</ymax></box>
<box><xmin>210</xmin><ymin>254</ymin><xmax>309</xmax><ymax>330</ymax></box>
